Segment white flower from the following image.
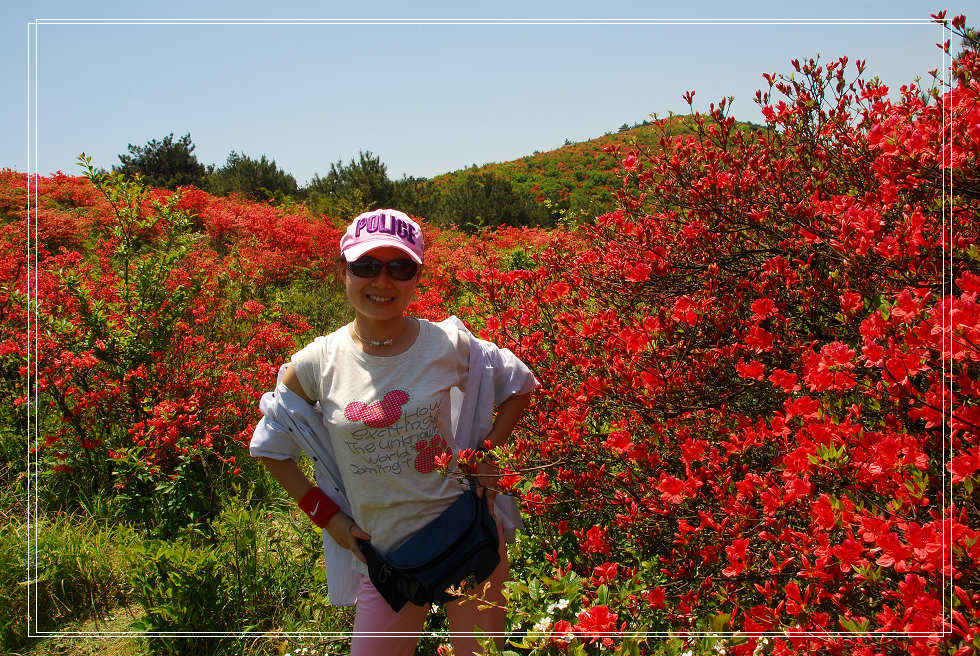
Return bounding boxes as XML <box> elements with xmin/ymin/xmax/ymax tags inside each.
<box><xmin>547</xmin><ymin>598</ymin><xmax>571</xmax><ymax>614</ymax></box>
<box><xmin>532</xmin><ymin>617</ymin><xmax>551</xmax><ymax>633</ymax></box>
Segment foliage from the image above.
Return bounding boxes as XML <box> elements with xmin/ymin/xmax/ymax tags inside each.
<box><xmin>425</xmin><ymin>171</ymin><xmax>551</xmax><ymax>232</ymax></box>
<box><xmin>391</xmin><ymin>175</ymin><xmax>437</xmax><ymax>220</ymax></box>
<box><xmin>6</xmin><ymin>14</ymin><xmax>980</xmax><ymax>655</ymax></box>
<box><xmin>1</xmin><ymin>497</ymin><xmax>337</xmax><ymax>655</ymax></box>
<box><xmin>128</xmin><ymin>497</ymin><xmax>330</xmax><ymax>655</ymax></box>
<box><xmin>442</xmin><ymin>16</ymin><xmax>979</xmax><ymax>655</ymax></box>
<box><xmin>114</xmin><ymin>132</ymin><xmax>209</xmax><ymax>190</ymax></box>
<box><xmin>429</xmin><ymin>116</ymin><xmax>706</xmax><ymax>225</ymax></box>
<box><xmin>2</xmin><ymin>158</ymin><xmax>342</xmax><ymax>539</ymax></box>
<box><xmin>206</xmin><ymin>151</ymin><xmax>298</xmax><ymax>203</ymax></box>
<box><xmin>305</xmin><ymin>150</ymin><xmax>395</xmax><ymax>222</ymax></box>
<box><xmin>0</xmin><ymin>512</ymin><xmax>139</xmax><ymax>653</ymax></box>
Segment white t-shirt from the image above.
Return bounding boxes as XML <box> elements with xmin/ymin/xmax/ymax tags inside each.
<box><xmin>291</xmin><ymin>319</ymin><xmax>470</xmax><ymax>565</ymax></box>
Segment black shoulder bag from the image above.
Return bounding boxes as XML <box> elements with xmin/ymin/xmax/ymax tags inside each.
<box><xmin>357</xmin><ymin>480</ymin><xmax>500</xmax><ymax>612</ymax></box>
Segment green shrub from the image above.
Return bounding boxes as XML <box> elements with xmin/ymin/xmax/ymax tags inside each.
<box><xmin>211</xmin><ymin>495</ymin><xmax>328</xmax><ymax>630</ymax></box>
<box><xmin>128</xmin><ymin>540</ymin><xmax>227</xmax><ymax>656</ymax></box>
<box><xmin>0</xmin><ymin>513</ymin><xmax>138</xmax><ymax>654</ymax></box>
<box><xmin>127</xmin><ymin>496</ymin><xmax>336</xmax><ymax>654</ymax></box>
<box><xmin>266</xmin><ymin>275</ymin><xmax>351</xmax><ymax>340</ymax></box>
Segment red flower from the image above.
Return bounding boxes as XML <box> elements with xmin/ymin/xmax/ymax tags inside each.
<box><xmin>532</xmin><ymin>470</ymin><xmax>549</xmax><ymax>489</ymax></box>
<box><xmin>750</xmin><ymin>297</ymin><xmax>777</xmax><ymax>320</ymax></box>
<box><xmin>670</xmin><ymin>296</ymin><xmax>699</xmax><ymax>326</ymax></box>
<box><xmin>605</xmin><ymin>429</ymin><xmax>634</xmax><ymax>454</ymax></box>
<box><xmin>579</xmin><ymin>525</ymin><xmax>611</xmax><ymax>556</ymax></box>
<box><xmin>744</xmin><ymin>324</ymin><xmax>774</xmax><ymax>352</ymax></box>
<box><xmin>658</xmin><ymin>474</ymin><xmax>686</xmax><ymax>504</ymax></box>
<box><xmin>811</xmin><ymin>493</ymin><xmax>835</xmax><ymax>531</ymax></box>
<box><xmin>957</xmin><ymin>270</ymin><xmax>980</xmax><ymax>293</ymax></box>
<box><xmin>833</xmin><ymin>538</ymin><xmax>866</xmax><ymax>573</ymax></box>
<box><xmin>950</xmin><ymin>446</ymin><xmax>980</xmax><ymax>483</ymax></box>
<box><xmin>722</xmin><ymin>538</ymin><xmax>750</xmax><ymax>577</ymax></box>
<box><xmin>645</xmin><ymin>587</ymin><xmax>666</xmax><ymax>609</ymax></box>
<box><xmin>735</xmin><ymin>359</ymin><xmax>766</xmax><ymax>380</ymax></box>
<box><xmin>574</xmin><ymin>605</ymin><xmax>618</xmax><ymax>643</ymax></box>
<box><xmin>591</xmin><ymin>561</ymin><xmax>618</xmax><ymax>586</ymax></box>
<box><xmin>550</xmin><ymin>620</ymin><xmax>574</xmax><ymax>647</ymax></box>
<box><xmin>768</xmin><ymin>368</ymin><xmax>800</xmax><ymax>393</ymax></box>
<box><xmin>625</xmin><ymin>262</ymin><xmax>652</xmax><ymax>282</ymax></box>
<box><xmin>840</xmin><ymin>290</ymin><xmax>864</xmax><ymax>315</ymax></box>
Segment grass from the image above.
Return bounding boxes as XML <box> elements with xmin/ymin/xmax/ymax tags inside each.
<box><xmin>14</xmin><ymin>605</ymin><xmax>146</xmax><ymax>656</ymax></box>
<box><xmin>14</xmin><ymin>601</ymin><xmax>363</xmax><ymax>656</ymax></box>
<box><xmin>1</xmin><ymin>491</ymin><xmax>369</xmax><ymax>656</ymax></box>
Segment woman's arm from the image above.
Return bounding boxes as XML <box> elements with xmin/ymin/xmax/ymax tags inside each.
<box><xmin>259</xmin><ymin>371</ymin><xmax>371</xmax><ymax>562</ymax></box>
<box><xmin>260</xmin><ymin>455</ymin><xmax>316</xmax><ymax>500</ymax></box>
<box><xmin>474</xmin><ymin>391</ymin><xmax>533</xmax><ymax>511</ymax></box>
<box><xmin>282</xmin><ymin>364</ymin><xmax>315</xmax><ymax>404</ymax></box>
<box><xmin>481</xmin><ymin>391</ymin><xmax>532</xmax><ymax>451</ymax></box>
<box><xmin>260</xmin><ymin>456</ymin><xmax>371</xmax><ymax>562</ymax></box>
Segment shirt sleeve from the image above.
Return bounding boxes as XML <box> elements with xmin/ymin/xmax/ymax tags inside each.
<box><xmin>492</xmin><ymin>346</ymin><xmax>539</xmax><ymax>404</ymax></box>
<box><xmin>249</xmin><ymin>379</ymin><xmax>304</xmax><ymax>461</ymax></box>
<box><xmin>249</xmin><ymin>415</ymin><xmax>303</xmax><ymax>460</ymax></box>
<box><xmin>453</xmin><ymin>323</ymin><xmax>471</xmax><ymax>391</ymax></box>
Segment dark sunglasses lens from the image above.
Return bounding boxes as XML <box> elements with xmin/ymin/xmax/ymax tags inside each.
<box><xmin>347</xmin><ymin>257</ymin><xmax>417</xmax><ymax>280</ymax></box>
<box><xmin>386</xmin><ymin>259</ymin><xmax>418</xmax><ymax>280</ymax></box>
<box><xmin>348</xmin><ymin>258</ymin><xmax>382</xmax><ymax>278</ymax></box>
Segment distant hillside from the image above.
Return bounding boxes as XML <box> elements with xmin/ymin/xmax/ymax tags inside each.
<box><xmin>106</xmin><ymin>118</ymin><xmax>765</xmax><ymax>232</ymax></box>
<box><xmin>428</xmin><ymin>115</ymin><xmax>769</xmax><ymax>225</ymax></box>
<box><xmin>429</xmin><ymin>116</ymin><xmax>708</xmax><ymax>223</ymax></box>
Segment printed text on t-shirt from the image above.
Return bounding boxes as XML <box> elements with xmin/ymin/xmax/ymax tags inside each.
<box><xmin>343</xmin><ymin>399</ymin><xmax>445</xmax><ymax>477</ymax></box>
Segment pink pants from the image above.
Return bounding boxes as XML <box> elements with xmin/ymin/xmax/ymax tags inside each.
<box><xmin>350</xmin><ymin>525</ymin><xmax>509</xmax><ymax>656</ymax></box>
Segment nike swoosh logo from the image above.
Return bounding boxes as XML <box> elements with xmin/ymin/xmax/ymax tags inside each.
<box><xmin>311</xmin><ymin>501</ymin><xmax>320</xmax><ymax>515</ymax></box>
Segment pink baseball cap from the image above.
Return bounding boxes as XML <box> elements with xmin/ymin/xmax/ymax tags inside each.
<box><xmin>340</xmin><ymin>209</ymin><xmax>424</xmax><ymax>264</ymax></box>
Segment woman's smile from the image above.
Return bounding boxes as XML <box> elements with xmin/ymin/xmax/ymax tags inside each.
<box><xmin>345</xmin><ymin>246</ymin><xmax>419</xmax><ymax>323</ymax></box>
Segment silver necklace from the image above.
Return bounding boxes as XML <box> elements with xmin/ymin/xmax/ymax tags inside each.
<box><xmin>350</xmin><ymin>324</ymin><xmax>394</xmax><ymax>347</ymax></box>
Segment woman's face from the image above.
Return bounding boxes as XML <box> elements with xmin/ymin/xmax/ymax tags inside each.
<box><xmin>344</xmin><ymin>246</ymin><xmax>420</xmax><ymax>323</ymax></box>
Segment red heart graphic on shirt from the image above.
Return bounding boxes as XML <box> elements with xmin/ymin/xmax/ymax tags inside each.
<box><xmin>414</xmin><ymin>434</ymin><xmax>451</xmax><ymax>474</ymax></box>
<box><xmin>344</xmin><ymin>390</ymin><xmax>410</xmax><ymax>428</ymax></box>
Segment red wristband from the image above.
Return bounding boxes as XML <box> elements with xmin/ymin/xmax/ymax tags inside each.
<box><xmin>298</xmin><ymin>486</ymin><xmax>340</xmax><ymax>528</ymax></box>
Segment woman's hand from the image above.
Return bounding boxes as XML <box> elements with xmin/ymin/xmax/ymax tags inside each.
<box><xmin>471</xmin><ymin>391</ymin><xmax>531</xmax><ymax>518</ymax></box>
<box><xmin>474</xmin><ymin>457</ymin><xmax>498</xmax><ymax>518</ymax></box>
<box><xmin>325</xmin><ymin>512</ymin><xmax>371</xmax><ymax>563</ymax></box>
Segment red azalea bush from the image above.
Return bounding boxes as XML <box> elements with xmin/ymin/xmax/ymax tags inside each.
<box><xmin>2</xmin><ymin>161</ymin><xmax>342</xmax><ymax>535</ymax></box>
<box><xmin>409</xmin><ymin>221</ymin><xmax>582</xmax><ymax>324</ymax></box>
<box><xmin>174</xmin><ymin>189</ymin><xmax>342</xmax><ymax>285</ymax></box>
<box><xmin>455</xmin><ymin>17</ymin><xmax>979</xmax><ymax>656</ymax></box>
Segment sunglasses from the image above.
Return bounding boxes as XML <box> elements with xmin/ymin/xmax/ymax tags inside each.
<box><xmin>347</xmin><ymin>256</ymin><xmax>419</xmax><ymax>281</ymax></box>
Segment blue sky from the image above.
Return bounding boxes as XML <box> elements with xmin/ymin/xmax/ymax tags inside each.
<box><xmin>4</xmin><ymin>1</ymin><xmax>953</xmax><ymax>185</ymax></box>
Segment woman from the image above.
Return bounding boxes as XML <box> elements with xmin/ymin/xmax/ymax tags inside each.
<box><xmin>250</xmin><ymin>208</ymin><xmax>537</xmax><ymax>656</ymax></box>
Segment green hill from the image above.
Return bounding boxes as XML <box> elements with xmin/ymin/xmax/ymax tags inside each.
<box><xmin>119</xmin><ymin>117</ymin><xmax>762</xmax><ymax>231</ymax></box>
<box><xmin>428</xmin><ymin>115</ymin><xmax>709</xmax><ymax>225</ymax></box>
